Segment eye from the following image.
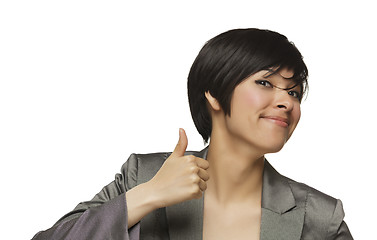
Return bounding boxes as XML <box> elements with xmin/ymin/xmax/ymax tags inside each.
<box><xmin>288</xmin><ymin>90</ymin><xmax>301</xmax><ymax>99</ymax></box>
<box><xmin>255</xmin><ymin>80</ymin><xmax>273</xmax><ymax>88</ymax></box>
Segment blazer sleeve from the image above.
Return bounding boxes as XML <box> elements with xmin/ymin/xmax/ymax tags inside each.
<box><xmin>32</xmin><ymin>154</ymin><xmax>141</xmax><ymax>240</ymax></box>
<box><xmin>326</xmin><ymin>199</ymin><xmax>353</xmax><ymax>240</ymax></box>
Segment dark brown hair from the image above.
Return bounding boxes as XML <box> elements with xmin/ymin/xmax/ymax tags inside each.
<box><xmin>187</xmin><ymin>28</ymin><xmax>308</xmax><ymax>142</ymax></box>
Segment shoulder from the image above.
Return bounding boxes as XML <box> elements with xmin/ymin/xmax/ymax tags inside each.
<box><xmin>119</xmin><ymin>151</ymin><xmax>169</xmax><ymax>189</ymax></box>
<box><xmin>283</xmin><ymin>174</ymin><xmax>346</xmax><ymax>237</ymax></box>
<box><xmin>285</xmin><ymin>175</ymin><xmax>339</xmax><ymax>213</ymax></box>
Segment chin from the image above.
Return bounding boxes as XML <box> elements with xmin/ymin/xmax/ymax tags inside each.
<box><xmin>266</xmin><ymin>146</ymin><xmax>285</xmax><ymax>154</ymax></box>
<box><xmin>260</xmin><ymin>140</ymin><xmax>286</xmax><ymax>154</ymax></box>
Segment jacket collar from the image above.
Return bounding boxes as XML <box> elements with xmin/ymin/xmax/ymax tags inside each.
<box><xmin>261</xmin><ymin>160</ymin><xmax>296</xmax><ymax>214</ymax></box>
<box><xmin>165</xmin><ymin>147</ymin><xmax>305</xmax><ymax>240</ymax></box>
<box><xmin>259</xmin><ymin>160</ymin><xmax>305</xmax><ymax>239</ymax></box>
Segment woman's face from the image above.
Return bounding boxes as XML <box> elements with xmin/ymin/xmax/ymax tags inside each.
<box><xmin>223</xmin><ymin>68</ymin><xmax>301</xmax><ymax>154</ymax></box>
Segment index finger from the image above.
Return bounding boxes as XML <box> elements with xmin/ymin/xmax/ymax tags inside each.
<box><xmin>195</xmin><ymin>157</ymin><xmax>209</xmax><ymax>170</ymax></box>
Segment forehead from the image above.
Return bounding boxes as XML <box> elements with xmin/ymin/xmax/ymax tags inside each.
<box><xmin>262</xmin><ymin>67</ymin><xmax>295</xmax><ymax>79</ymax></box>
<box><xmin>277</xmin><ymin>68</ymin><xmax>294</xmax><ymax>79</ymax></box>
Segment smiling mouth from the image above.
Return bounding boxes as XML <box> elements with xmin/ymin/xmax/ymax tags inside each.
<box><xmin>261</xmin><ymin>116</ymin><xmax>289</xmax><ymax>128</ymax></box>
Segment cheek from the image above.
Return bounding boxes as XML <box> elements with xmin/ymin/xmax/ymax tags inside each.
<box><xmin>294</xmin><ymin>105</ymin><xmax>301</xmax><ymax>124</ymax></box>
<box><xmin>232</xmin><ymin>87</ymin><xmax>268</xmax><ymax>113</ymax></box>
<box><xmin>289</xmin><ymin>105</ymin><xmax>301</xmax><ymax>133</ymax></box>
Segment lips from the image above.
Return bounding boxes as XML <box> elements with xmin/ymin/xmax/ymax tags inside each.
<box><xmin>261</xmin><ymin>116</ymin><xmax>289</xmax><ymax>127</ymax></box>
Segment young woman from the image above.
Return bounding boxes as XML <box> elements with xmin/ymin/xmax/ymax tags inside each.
<box><xmin>33</xmin><ymin>28</ymin><xmax>353</xmax><ymax>239</ymax></box>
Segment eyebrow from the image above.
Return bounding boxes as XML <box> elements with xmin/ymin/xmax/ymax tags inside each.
<box><xmin>262</xmin><ymin>69</ymin><xmax>301</xmax><ymax>91</ymax></box>
<box><xmin>273</xmin><ymin>83</ymin><xmax>300</xmax><ymax>91</ymax></box>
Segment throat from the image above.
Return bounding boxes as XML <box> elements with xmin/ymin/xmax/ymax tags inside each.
<box><xmin>205</xmin><ymin>147</ymin><xmax>264</xmax><ymax>206</ymax></box>
<box><xmin>203</xmin><ymin>189</ymin><xmax>262</xmax><ymax>240</ymax></box>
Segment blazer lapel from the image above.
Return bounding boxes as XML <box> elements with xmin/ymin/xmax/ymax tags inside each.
<box><xmin>166</xmin><ymin>196</ymin><xmax>204</xmax><ymax>240</ymax></box>
<box><xmin>165</xmin><ymin>148</ymin><xmax>208</xmax><ymax>240</ymax></box>
<box><xmin>260</xmin><ymin>161</ymin><xmax>305</xmax><ymax>240</ymax></box>
<box><xmin>165</xmin><ymin>148</ymin><xmax>306</xmax><ymax>240</ymax></box>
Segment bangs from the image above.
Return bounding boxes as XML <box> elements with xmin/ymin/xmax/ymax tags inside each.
<box><xmin>262</xmin><ymin>63</ymin><xmax>308</xmax><ymax>101</ymax></box>
<box><xmin>218</xmin><ymin>30</ymin><xmax>309</xmax><ymax>100</ymax></box>
<box><xmin>188</xmin><ymin>28</ymin><xmax>309</xmax><ymax>142</ymax></box>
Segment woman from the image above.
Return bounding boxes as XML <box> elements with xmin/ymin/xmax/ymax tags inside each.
<box><xmin>32</xmin><ymin>28</ymin><xmax>353</xmax><ymax>239</ymax></box>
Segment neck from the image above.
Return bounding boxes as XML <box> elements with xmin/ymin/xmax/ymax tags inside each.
<box><xmin>205</xmin><ymin>131</ymin><xmax>264</xmax><ymax>206</ymax></box>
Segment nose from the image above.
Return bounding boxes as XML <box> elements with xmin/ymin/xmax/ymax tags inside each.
<box><xmin>275</xmin><ymin>91</ymin><xmax>294</xmax><ymax>111</ymax></box>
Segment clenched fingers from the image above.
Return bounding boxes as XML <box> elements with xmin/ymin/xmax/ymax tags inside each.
<box><xmin>195</xmin><ymin>157</ymin><xmax>209</xmax><ymax>170</ymax></box>
<box><xmin>199</xmin><ymin>179</ymin><xmax>207</xmax><ymax>192</ymax></box>
<box><xmin>197</xmin><ymin>168</ymin><xmax>209</xmax><ymax>181</ymax></box>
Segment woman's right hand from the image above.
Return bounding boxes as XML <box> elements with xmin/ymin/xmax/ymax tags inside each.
<box><xmin>147</xmin><ymin>128</ymin><xmax>210</xmax><ymax>208</ymax></box>
<box><xmin>125</xmin><ymin>128</ymin><xmax>209</xmax><ymax>228</ymax></box>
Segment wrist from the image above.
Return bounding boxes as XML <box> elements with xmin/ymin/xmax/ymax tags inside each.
<box><xmin>141</xmin><ymin>180</ymin><xmax>166</xmax><ymax>209</ymax></box>
<box><xmin>125</xmin><ymin>182</ymin><xmax>160</xmax><ymax>225</ymax></box>
<box><xmin>134</xmin><ymin>182</ymin><xmax>160</xmax><ymax>211</ymax></box>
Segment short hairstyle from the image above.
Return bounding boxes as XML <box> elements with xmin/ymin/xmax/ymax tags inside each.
<box><xmin>187</xmin><ymin>28</ymin><xmax>308</xmax><ymax>143</ymax></box>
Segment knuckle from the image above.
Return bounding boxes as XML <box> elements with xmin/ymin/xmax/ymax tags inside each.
<box><xmin>190</xmin><ymin>175</ymin><xmax>200</xmax><ymax>183</ymax></box>
<box><xmin>185</xmin><ymin>155</ymin><xmax>196</xmax><ymax>162</ymax></box>
<box><xmin>190</xmin><ymin>185</ymin><xmax>201</xmax><ymax>196</ymax></box>
<box><xmin>189</xmin><ymin>165</ymin><xmax>199</xmax><ymax>173</ymax></box>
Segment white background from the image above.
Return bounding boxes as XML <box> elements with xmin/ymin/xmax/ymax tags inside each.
<box><xmin>0</xmin><ymin>0</ymin><xmax>375</xmax><ymax>239</ymax></box>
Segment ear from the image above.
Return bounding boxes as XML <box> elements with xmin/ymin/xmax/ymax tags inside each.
<box><xmin>205</xmin><ymin>91</ymin><xmax>221</xmax><ymax>111</ymax></box>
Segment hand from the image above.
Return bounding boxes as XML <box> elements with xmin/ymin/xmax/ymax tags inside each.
<box><xmin>148</xmin><ymin>128</ymin><xmax>210</xmax><ymax>208</ymax></box>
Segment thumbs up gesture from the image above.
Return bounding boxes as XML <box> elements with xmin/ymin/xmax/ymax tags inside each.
<box><xmin>149</xmin><ymin>128</ymin><xmax>210</xmax><ymax>208</ymax></box>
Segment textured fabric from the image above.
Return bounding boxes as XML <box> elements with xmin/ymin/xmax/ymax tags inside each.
<box><xmin>32</xmin><ymin>148</ymin><xmax>353</xmax><ymax>239</ymax></box>
<box><xmin>32</xmin><ymin>154</ymin><xmax>141</xmax><ymax>240</ymax></box>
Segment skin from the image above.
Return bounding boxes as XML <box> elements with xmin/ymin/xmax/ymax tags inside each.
<box><xmin>125</xmin><ymin>128</ymin><xmax>209</xmax><ymax>227</ymax></box>
<box><xmin>126</xmin><ymin>68</ymin><xmax>301</xmax><ymax>240</ymax></box>
<box><xmin>203</xmin><ymin>68</ymin><xmax>301</xmax><ymax>240</ymax></box>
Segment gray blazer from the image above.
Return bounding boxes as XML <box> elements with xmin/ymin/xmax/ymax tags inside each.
<box><xmin>32</xmin><ymin>147</ymin><xmax>353</xmax><ymax>240</ymax></box>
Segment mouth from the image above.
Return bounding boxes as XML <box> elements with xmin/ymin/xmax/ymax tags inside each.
<box><xmin>261</xmin><ymin>116</ymin><xmax>289</xmax><ymax>128</ymax></box>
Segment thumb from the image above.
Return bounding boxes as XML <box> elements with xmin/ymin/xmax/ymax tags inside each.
<box><xmin>171</xmin><ymin>128</ymin><xmax>188</xmax><ymax>157</ymax></box>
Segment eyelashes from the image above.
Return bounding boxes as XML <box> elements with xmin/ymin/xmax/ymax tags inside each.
<box><xmin>254</xmin><ymin>80</ymin><xmax>302</xmax><ymax>100</ymax></box>
<box><xmin>287</xmin><ymin>90</ymin><xmax>300</xmax><ymax>99</ymax></box>
<box><xmin>255</xmin><ymin>80</ymin><xmax>273</xmax><ymax>88</ymax></box>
